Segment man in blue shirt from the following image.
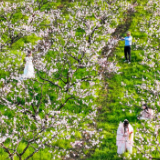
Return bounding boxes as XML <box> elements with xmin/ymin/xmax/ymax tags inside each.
<box><xmin>121</xmin><ymin>31</ymin><xmax>132</xmax><ymax>63</ymax></box>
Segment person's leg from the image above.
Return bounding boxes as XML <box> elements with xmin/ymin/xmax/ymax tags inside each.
<box><xmin>128</xmin><ymin>46</ymin><xmax>131</xmax><ymax>62</ymax></box>
<box><xmin>127</xmin><ymin>145</ymin><xmax>133</xmax><ymax>154</ymax></box>
<box><xmin>117</xmin><ymin>143</ymin><xmax>125</xmax><ymax>154</ymax></box>
<box><xmin>124</xmin><ymin>46</ymin><xmax>128</xmax><ymax>61</ymax></box>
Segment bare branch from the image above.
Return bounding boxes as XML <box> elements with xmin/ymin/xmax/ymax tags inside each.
<box><xmin>88</xmin><ymin>26</ymin><xmax>98</xmax><ymax>44</ymax></box>
<box><xmin>1</xmin><ymin>143</ymin><xmax>14</xmax><ymax>160</ymax></box>
<box><xmin>58</xmin><ymin>96</ymin><xmax>75</xmax><ymax>110</ymax></box>
<box><xmin>38</xmin><ymin>72</ymin><xmax>62</xmax><ymax>89</ymax></box>
<box><xmin>24</xmin><ymin>148</ymin><xmax>40</xmax><ymax>160</ymax></box>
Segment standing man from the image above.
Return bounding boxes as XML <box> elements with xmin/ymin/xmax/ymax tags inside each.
<box><xmin>121</xmin><ymin>31</ymin><xmax>132</xmax><ymax>63</ymax></box>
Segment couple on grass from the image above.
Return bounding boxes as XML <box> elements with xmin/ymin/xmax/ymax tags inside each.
<box><xmin>116</xmin><ymin>104</ymin><xmax>154</xmax><ymax>155</ymax></box>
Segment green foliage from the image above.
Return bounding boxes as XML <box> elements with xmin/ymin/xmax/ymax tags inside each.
<box><xmin>75</xmin><ymin>28</ymin><xmax>86</xmax><ymax>37</ymax></box>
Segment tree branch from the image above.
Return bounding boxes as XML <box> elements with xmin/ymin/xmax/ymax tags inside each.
<box><xmin>1</xmin><ymin>143</ymin><xmax>14</xmax><ymax>160</ymax></box>
<box><xmin>58</xmin><ymin>96</ymin><xmax>75</xmax><ymax>110</ymax></box>
<box><xmin>38</xmin><ymin>72</ymin><xmax>62</xmax><ymax>89</ymax></box>
<box><xmin>88</xmin><ymin>26</ymin><xmax>98</xmax><ymax>44</ymax></box>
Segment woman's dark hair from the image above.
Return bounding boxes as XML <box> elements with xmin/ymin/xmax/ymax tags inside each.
<box><xmin>123</xmin><ymin>119</ymin><xmax>129</xmax><ymax>133</ymax></box>
<box><xmin>123</xmin><ymin>119</ymin><xmax>129</xmax><ymax>126</ymax></box>
<box><xmin>28</xmin><ymin>50</ymin><xmax>31</xmax><ymax>54</ymax></box>
<box><xmin>26</xmin><ymin>50</ymin><xmax>32</xmax><ymax>57</ymax></box>
<box><xmin>143</xmin><ymin>104</ymin><xmax>148</xmax><ymax>110</ymax></box>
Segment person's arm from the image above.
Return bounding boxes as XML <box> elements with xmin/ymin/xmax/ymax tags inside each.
<box><xmin>144</xmin><ymin>109</ymin><xmax>150</xmax><ymax>114</ymax></box>
<box><xmin>120</xmin><ymin>37</ymin><xmax>125</xmax><ymax>41</ymax></box>
<box><xmin>125</xmin><ymin>36</ymin><xmax>132</xmax><ymax>41</ymax></box>
<box><xmin>117</xmin><ymin>125</ymin><xmax>124</xmax><ymax>136</ymax></box>
<box><xmin>129</xmin><ymin>131</ymin><xmax>134</xmax><ymax>143</ymax></box>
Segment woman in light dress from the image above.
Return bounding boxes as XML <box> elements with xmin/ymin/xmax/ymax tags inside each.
<box><xmin>138</xmin><ymin>104</ymin><xmax>154</xmax><ymax>120</ymax></box>
<box><xmin>116</xmin><ymin>119</ymin><xmax>134</xmax><ymax>154</ymax></box>
<box><xmin>21</xmin><ymin>50</ymin><xmax>35</xmax><ymax>79</ymax></box>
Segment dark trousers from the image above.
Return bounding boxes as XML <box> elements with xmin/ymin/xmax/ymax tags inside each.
<box><xmin>124</xmin><ymin>46</ymin><xmax>131</xmax><ymax>62</ymax></box>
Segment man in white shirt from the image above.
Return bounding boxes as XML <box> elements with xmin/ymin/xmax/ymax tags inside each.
<box><xmin>121</xmin><ymin>31</ymin><xmax>132</xmax><ymax>63</ymax></box>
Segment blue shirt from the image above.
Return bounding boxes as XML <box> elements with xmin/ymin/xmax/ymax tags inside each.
<box><xmin>121</xmin><ymin>36</ymin><xmax>132</xmax><ymax>46</ymax></box>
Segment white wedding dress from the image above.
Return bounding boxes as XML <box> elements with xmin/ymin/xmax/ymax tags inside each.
<box><xmin>116</xmin><ymin>122</ymin><xmax>134</xmax><ymax>154</ymax></box>
<box><xmin>22</xmin><ymin>56</ymin><xmax>35</xmax><ymax>79</ymax></box>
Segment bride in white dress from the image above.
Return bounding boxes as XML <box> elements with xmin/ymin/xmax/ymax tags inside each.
<box><xmin>116</xmin><ymin>119</ymin><xmax>134</xmax><ymax>154</ymax></box>
<box><xmin>22</xmin><ymin>51</ymin><xmax>35</xmax><ymax>79</ymax></box>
